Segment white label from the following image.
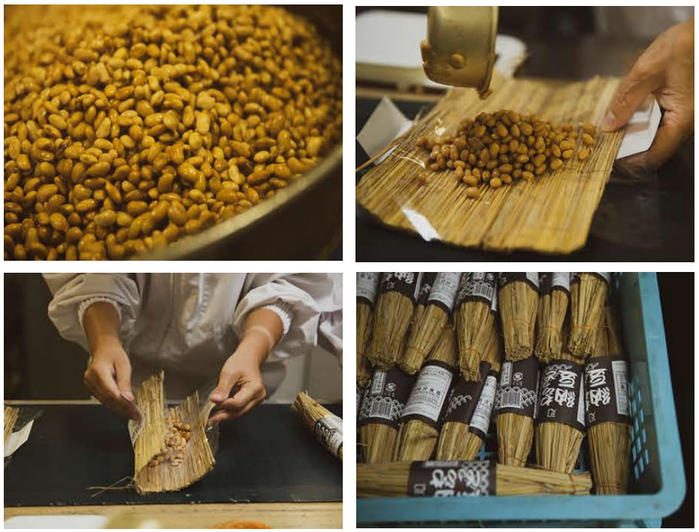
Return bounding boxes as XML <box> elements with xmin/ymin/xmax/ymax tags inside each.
<box><xmin>469</xmin><ymin>375</ymin><xmax>497</xmax><ymax>434</ymax></box>
<box><xmin>370</xmin><ymin>370</ymin><xmax>387</xmax><ymax>395</ymax></box>
<box><xmin>491</xmin><ymin>288</ymin><xmax>498</xmax><ymax>312</ymax></box>
<box><xmin>357</xmin><ymin>272</ymin><xmax>380</xmax><ymax>304</ymax></box>
<box><xmin>552</xmin><ymin>272</ymin><xmax>570</xmax><ymax>291</ymax></box>
<box><xmin>595</xmin><ymin>272</ymin><xmax>612</xmax><ymax>283</ymax></box>
<box><xmin>428</xmin><ymin>272</ymin><xmax>461</xmax><ymax>311</ymax></box>
<box><xmin>314</xmin><ymin>414</ymin><xmax>343</xmax><ymax>457</ymax></box>
<box><xmin>612</xmin><ymin>360</ymin><xmax>630</xmax><ymax>416</ymax></box>
<box><xmin>526</xmin><ymin>273</ymin><xmax>540</xmax><ymax>289</ymax></box>
<box><xmin>402</xmin><ymin>364</ymin><xmax>453</xmax><ymax>423</ymax></box>
<box><xmin>577</xmin><ymin>377</ymin><xmax>586</xmax><ymax>427</ymax></box>
<box><xmin>500</xmin><ymin>361</ymin><xmax>512</xmax><ymax>386</ymax></box>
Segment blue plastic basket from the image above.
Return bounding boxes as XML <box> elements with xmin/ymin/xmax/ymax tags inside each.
<box><xmin>357</xmin><ymin>272</ymin><xmax>685</xmax><ymax>527</ymax></box>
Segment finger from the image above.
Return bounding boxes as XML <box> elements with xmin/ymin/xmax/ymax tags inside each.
<box><xmin>92</xmin><ymin>364</ymin><xmax>140</xmax><ymax>420</ymax></box>
<box><xmin>209</xmin><ymin>365</ymin><xmax>239</xmax><ymax>404</ymax></box>
<box><xmin>644</xmin><ymin>113</ymin><xmax>691</xmax><ymax>169</ymax></box>
<box><xmin>603</xmin><ymin>61</ymin><xmax>660</xmax><ymax>131</ymax></box>
<box><xmin>114</xmin><ymin>356</ymin><xmax>134</xmax><ymax>401</ymax></box>
<box><xmin>219</xmin><ymin>384</ymin><xmax>265</xmax><ymax>416</ymax></box>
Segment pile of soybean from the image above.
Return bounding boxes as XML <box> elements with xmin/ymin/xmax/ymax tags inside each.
<box><xmin>4</xmin><ymin>5</ymin><xmax>342</xmax><ymax>259</ymax></box>
<box><xmin>416</xmin><ymin>110</ymin><xmax>596</xmax><ymax>198</ymax></box>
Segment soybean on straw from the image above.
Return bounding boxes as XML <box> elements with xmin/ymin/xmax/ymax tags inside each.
<box><xmin>499</xmin><ymin>273</ymin><xmax>539</xmax><ymax>361</ymax></box>
<box><xmin>292</xmin><ymin>391</ymin><xmax>343</xmax><ymax>460</ymax></box>
<box><xmin>586</xmin><ymin>307</ymin><xmax>631</xmax><ymax>494</ymax></box>
<box><xmin>395</xmin><ymin>327</ymin><xmax>458</xmax><ymax>460</ymax></box>
<box><xmin>569</xmin><ymin>273</ymin><xmax>610</xmax><ymax>361</ymax></box>
<box><xmin>535</xmin><ymin>273</ymin><xmax>570</xmax><ymax>363</ymax></box>
<box><xmin>435</xmin><ymin>326</ymin><xmax>502</xmax><ymax>460</ymax></box>
<box><xmin>357</xmin><ymin>461</ymin><xmax>592</xmax><ymax>497</ymax></box>
<box><xmin>357</xmin><ymin>273</ymin><xmax>380</xmax><ymax>386</ymax></box>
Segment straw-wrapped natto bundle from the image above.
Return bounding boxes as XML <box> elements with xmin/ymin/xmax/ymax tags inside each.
<box><xmin>535</xmin><ymin>273</ymin><xmax>570</xmax><ymax>363</ymax></box>
<box><xmin>368</xmin><ymin>273</ymin><xmax>420</xmax><ymax>369</ymax></box>
<box><xmin>535</xmin><ymin>344</ymin><xmax>586</xmax><ymax>474</ymax></box>
<box><xmin>499</xmin><ymin>273</ymin><xmax>539</xmax><ymax>361</ymax></box>
<box><xmin>568</xmin><ymin>273</ymin><xmax>611</xmax><ymax>361</ymax></box>
<box><xmin>395</xmin><ymin>327</ymin><xmax>458</xmax><ymax>461</ymax></box>
<box><xmin>403</xmin><ymin>273</ymin><xmax>461</xmax><ymax>375</ymax></box>
<box><xmin>495</xmin><ymin>354</ymin><xmax>540</xmax><ymax>466</ymax></box>
<box><xmin>454</xmin><ymin>272</ymin><xmax>498</xmax><ymax>381</ymax></box>
<box><xmin>130</xmin><ymin>372</ymin><xmax>215</xmax><ymax>493</ymax></box>
<box><xmin>585</xmin><ymin>306</ymin><xmax>631</xmax><ymax>494</ymax></box>
<box><xmin>435</xmin><ymin>326</ymin><xmax>502</xmax><ymax>460</ymax></box>
<box><xmin>357</xmin><ymin>460</ymin><xmax>592</xmax><ymax>498</ymax></box>
<box><xmin>292</xmin><ymin>391</ymin><xmax>343</xmax><ymax>460</ymax></box>
<box><xmin>358</xmin><ymin>362</ymin><xmax>415</xmax><ymax>463</ymax></box>
<box><xmin>4</xmin><ymin>406</ymin><xmax>19</xmax><ymax>445</ymax></box>
<box><xmin>357</xmin><ymin>272</ymin><xmax>380</xmax><ymax>386</ymax></box>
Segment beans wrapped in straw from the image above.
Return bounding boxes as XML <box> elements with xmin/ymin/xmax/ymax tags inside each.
<box><xmin>357</xmin><ymin>460</ymin><xmax>592</xmax><ymax>498</ymax></box>
<box><xmin>454</xmin><ymin>272</ymin><xmax>498</xmax><ymax>381</ymax></box>
<box><xmin>568</xmin><ymin>273</ymin><xmax>611</xmax><ymax>361</ymax></box>
<box><xmin>395</xmin><ymin>327</ymin><xmax>458</xmax><ymax>461</ymax></box>
<box><xmin>495</xmin><ymin>355</ymin><xmax>540</xmax><ymax>466</ymax></box>
<box><xmin>369</xmin><ymin>273</ymin><xmax>421</xmax><ymax>369</ymax></box>
<box><xmin>435</xmin><ymin>326</ymin><xmax>502</xmax><ymax>460</ymax></box>
<box><xmin>499</xmin><ymin>273</ymin><xmax>539</xmax><ymax>361</ymax></box>
<box><xmin>585</xmin><ymin>306</ymin><xmax>631</xmax><ymax>494</ymax></box>
<box><xmin>535</xmin><ymin>273</ymin><xmax>570</xmax><ymax>363</ymax></box>
<box><xmin>292</xmin><ymin>391</ymin><xmax>343</xmax><ymax>460</ymax></box>
<box><xmin>357</xmin><ymin>272</ymin><xmax>380</xmax><ymax>386</ymax></box>
<box><xmin>403</xmin><ymin>273</ymin><xmax>461</xmax><ymax>375</ymax></box>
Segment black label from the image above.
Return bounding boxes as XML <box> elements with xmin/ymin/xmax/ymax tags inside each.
<box><xmin>358</xmin><ymin>367</ymin><xmax>415</xmax><ymax>428</ymax></box>
<box><xmin>498</xmin><ymin>272</ymin><xmax>539</xmax><ymax>291</ymax></box>
<box><xmin>407</xmin><ymin>460</ymin><xmax>496</xmax><ymax>497</ymax></box>
<box><xmin>495</xmin><ymin>356</ymin><xmax>540</xmax><ymax>418</ymax></box>
<box><xmin>537</xmin><ymin>359</ymin><xmax>585</xmax><ymax>431</ymax></box>
<box><xmin>401</xmin><ymin>360</ymin><xmax>454</xmax><ymax>428</ymax></box>
<box><xmin>455</xmin><ymin>272</ymin><xmax>497</xmax><ymax>310</ymax></box>
<box><xmin>357</xmin><ymin>272</ymin><xmax>380</xmax><ymax>307</ymax></box>
<box><xmin>585</xmin><ymin>358</ymin><xmax>631</xmax><ymax>427</ymax></box>
<box><xmin>416</xmin><ymin>273</ymin><xmax>437</xmax><ymax>306</ymax></box>
<box><xmin>539</xmin><ymin>273</ymin><xmax>570</xmax><ymax>296</ymax></box>
<box><xmin>380</xmin><ymin>272</ymin><xmax>420</xmax><ymax>303</ymax></box>
<box><xmin>443</xmin><ymin>362</ymin><xmax>490</xmax><ymax>424</ymax></box>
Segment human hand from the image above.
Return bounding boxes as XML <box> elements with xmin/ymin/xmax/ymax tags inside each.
<box><xmin>603</xmin><ymin>18</ymin><xmax>694</xmax><ymax>169</ymax></box>
<box><xmin>208</xmin><ymin>350</ymin><xmax>267</xmax><ymax>424</ymax></box>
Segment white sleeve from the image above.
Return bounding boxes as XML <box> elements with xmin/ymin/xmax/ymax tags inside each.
<box><xmin>235</xmin><ymin>274</ymin><xmax>326</xmax><ymax>362</ymax></box>
<box><xmin>43</xmin><ymin>274</ymin><xmax>143</xmax><ymax>352</ymax></box>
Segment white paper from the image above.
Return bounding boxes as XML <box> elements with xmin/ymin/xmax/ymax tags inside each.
<box><xmin>616</xmin><ymin>95</ymin><xmax>662</xmax><ymax>159</ymax></box>
<box><xmin>4</xmin><ymin>419</ymin><xmax>34</xmax><ymax>458</ymax></box>
<box><xmin>357</xmin><ymin>97</ymin><xmax>413</xmax><ymax>162</ymax></box>
<box><xmin>5</xmin><ymin>516</ymin><xmax>109</xmax><ymax>529</ymax></box>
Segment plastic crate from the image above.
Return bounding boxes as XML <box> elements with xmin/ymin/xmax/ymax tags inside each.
<box><xmin>357</xmin><ymin>272</ymin><xmax>685</xmax><ymax>527</ymax></box>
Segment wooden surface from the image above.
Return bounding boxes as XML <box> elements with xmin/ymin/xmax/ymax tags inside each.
<box><xmin>4</xmin><ymin>502</ymin><xmax>342</xmax><ymax>528</ymax></box>
<box><xmin>356</xmin><ymin>76</ymin><xmax>625</xmax><ymax>254</ymax></box>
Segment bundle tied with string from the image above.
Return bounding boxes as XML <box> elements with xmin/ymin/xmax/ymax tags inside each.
<box><xmin>357</xmin><ymin>460</ymin><xmax>592</xmax><ymax>498</ymax></box>
<box><xmin>499</xmin><ymin>273</ymin><xmax>539</xmax><ymax>361</ymax></box>
<box><xmin>535</xmin><ymin>273</ymin><xmax>571</xmax><ymax>363</ymax></box>
<box><xmin>435</xmin><ymin>326</ymin><xmax>502</xmax><ymax>461</ymax></box>
<box><xmin>454</xmin><ymin>272</ymin><xmax>498</xmax><ymax>382</ymax></box>
<box><xmin>535</xmin><ymin>331</ymin><xmax>586</xmax><ymax>474</ymax></box>
<box><xmin>395</xmin><ymin>327</ymin><xmax>458</xmax><ymax>461</ymax></box>
<box><xmin>568</xmin><ymin>272</ymin><xmax>611</xmax><ymax>361</ymax></box>
<box><xmin>5</xmin><ymin>406</ymin><xmax>19</xmax><ymax>445</ymax></box>
<box><xmin>368</xmin><ymin>273</ymin><xmax>421</xmax><ymax>370</ymax></box>
<box><xmin>130</xmin><ymin>372</ymin><xmax>215</xmax><ymax>493</ymax></box>
<box><xmin>357</xmin><ymin>272</ymin><xmax>380</xmax><ymax>386</ymax></box>
<box><xmin>495</xmin><ymin>354</ymin><xmax>540</xmax><ymax>466</ymax></box>
<box><xmin>403</xmin><ymin>273</ymin><xmax>461</xmax><ymax>375</ymax></box>
<box><xmin>585</xmin><ymin>306</ymin><xmax>631</xmax><ymax>494</ymax></box>
<box><xmin>292</xmin><ymin>391</ymin><xmax>343</xmax><ymax>460</ymax></box>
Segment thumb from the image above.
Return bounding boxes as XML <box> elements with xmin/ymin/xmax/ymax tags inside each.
<box><xmin>644</xmin><ymin>112</ymin><xmax>691</xmax><ymax>169</ymax></box>
<box><xmin>603</xmin><ymin>61</ymin><xmax>659</xmax><ymax>131</ymax></box>
<box><xmin>210</xmin><ymin>367</ymin><xmax>237</xmax><ymax>404</ymax></box>
<box><xmin>114</xmin><ymin>356</ymin><xmax>133</xmax><ymax>401</ymax></box>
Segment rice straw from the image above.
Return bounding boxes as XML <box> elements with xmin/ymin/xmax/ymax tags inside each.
<box><xmin>535</xmin><ymin>273</ymin><xmax>570</xmax><ymax>363</ymax></box>
<box><xmin>357</xmin><ymin>272</ymin><xmax>380</xmax><ymax>387</ymax></box>
<box><xmin>499</xmin><ymin>273</ymin><xmax>539</xmax><ymax>361</ymax></box>
<box><xmin>292</xmin><ymin>391</ymin><xmax>343</xmax><ymax>460</ymax></box>
<box><xmin>568</xmin><ymin>272</ymin><xmax>611</xmax><ymax>361</ymax></box>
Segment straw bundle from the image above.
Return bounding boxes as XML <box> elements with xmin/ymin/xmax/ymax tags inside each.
<box><xmin>535</xmin><ymin>273</ymin><xmax>570</xmax><ymax>363</ymax></box>
<box><xmin>568</xmin><ymin>272</ymin><xmax>611</xmax><ymax>361</ymax></box>
<box><xmin>535</xmin><ymin>346</ymin><xmax>586</xmax><ymax>474</ymax></box>
<box><xmin>368</xmin><ymin>273</ymin><xmax>420</xmax><ymax>369</ymax></box>
<box><xmin>4</xmin><ymin>406</ymin><xmax>19</xmax><ymax>444</ymax></box>
<box><xmin>495</xmin><ymin>355</ymin><xmax>540</xmax><ymax>466</ymax></box>
<box><xmin>395</xmin><ymin>327</ymin><xmax>458</xmax><ymax>461</ymax></box>
<box><xmin>292</xmin><ymin>391</ymin><xmax>343</xmax><ymax>460</ymax></box>
<box><xmin>357</xmin><ymin>272</ymin><xmax>380</xmax><ymax>386</ymax></box>
<box><xmin>355</xmin><ymin>77</ymin><xmax>624</xmax><ymax>254</ymax></box>
<box><xmin>131</xmin><ymin>372</ymin><xmax>215</xmax><ymax>493</ymax></box>
<box><xmin>454</xmin><ymin>272</ymin><xmax>498</xmax><ymax>381</ymax></box>
<box><xmin>499</xmin><ymin>273</ymin><xmax>539</xmax><ymax>361</ymax></box>
<box><xmin>357</xmin><ymin>460</ymin><xmax>592</xmax><ymax>497</ymax></box>
<box><xmin>585</xmin><ymin>307</ymin><xmax>631</xmax><ymax>494</ymax></box>
<box><xmin>358</xmin><ymin>363</ymin><xmax>415</xmax><ymax>463</ymax></box>
<box><xmin>403</xmin><ymin>273</ymin><xmax>461</xmax><ymax>374</ymax></box>
<box><xmin>435</xmin><ymin>326</ymin><xmax>503</xmax><ymax>460</ymax></box>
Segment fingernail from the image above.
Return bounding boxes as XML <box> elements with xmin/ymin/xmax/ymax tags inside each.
<box><xmin>602</xmin><ymin>111</ymin><xmax>617</xmax><ymax>131</ymax></box>
<box><xmin>122</xmin><ymin>391</ymin><xmax>134</xmax><ymax>401</ymax></box>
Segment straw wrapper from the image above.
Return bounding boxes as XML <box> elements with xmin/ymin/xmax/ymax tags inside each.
<box><xmin>292</xmin><ymin>391</ymin><xmax>343</xmax><ymax>460</ymax></box>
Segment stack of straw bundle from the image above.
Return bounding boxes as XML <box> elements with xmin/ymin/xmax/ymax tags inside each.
<box><xmin>130</xmin><ymin>372</ymin><xmax>215</xmax><ymax>493</ymax></box>
<box><xmin>454</xmin><ymin>272</ymin><xmax>498</xmax><ymax>381</ymax></box>
<box><xmin>395</xmin><ymin>327</ymin><xmax>458</xmax><ymax>461</ymax></box>
<box><xmin>435</xmin><ymin>327</ymin><xmax>502</xmax><ymax>460</ymax></box>
<box><xmin>369</xmin><ymin>273</ymin><xmax>421</xmax><ymax>369</ymax></box>
<box><xmin>357</xmin><ymin>460</ymin><xmax>592</xmax><ymax>497</ymax></box>
<box><xmin>4</xmin><ymin>405</ymin><xmax>19</xmax><ymax>445</ymax></box>
<box><xmin>293</xmin><ymin>391</ymin><xmax>343</xmax><ymax>460</ymax></box>
<box><xmin>499</xmin><ymin>273</ymin><xmax>539</xmax><ymax>361</ymax></box>
<box><xmin>535</xmin><ymin>273</ymin><xmax>571</xmax><ymax>363</ymax></box>
<box><xmin>568</xmin><ymin>273</ymin><xmax>611</xmax><ymax>360</ymax></box>
<box><xmin>357</xmin><ymin>272</ymin><xmax>380</xmax><ymax>386</ymax></box>
<box><xmin>495</xmin><ymin>354</ymin><xmax>540</xmax><ymax>466</ymax></box>
<box><xmin>403</xmin><ymin>273</ymin><xmax>462</xmax><ymax>375</ymax></box>
<box><xmin>585</xmin><ymin>306</ymin><xmax>631</xmax><ymax>494</ymax></box>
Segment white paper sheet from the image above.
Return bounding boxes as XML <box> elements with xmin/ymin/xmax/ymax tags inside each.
<box><xmin>4</xmin><ymin>419</ymin><xmax>34</xmax><ymax>458</ymax></box>
<box><xmin>356</xmin><ymin>97</ymin><xmax>413</xmax><ymax>162</ymax></box>
<box><xmin>615</xmin><ymin>96</ymin><xmax>662</xmax><ymax>159</ymax></box>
